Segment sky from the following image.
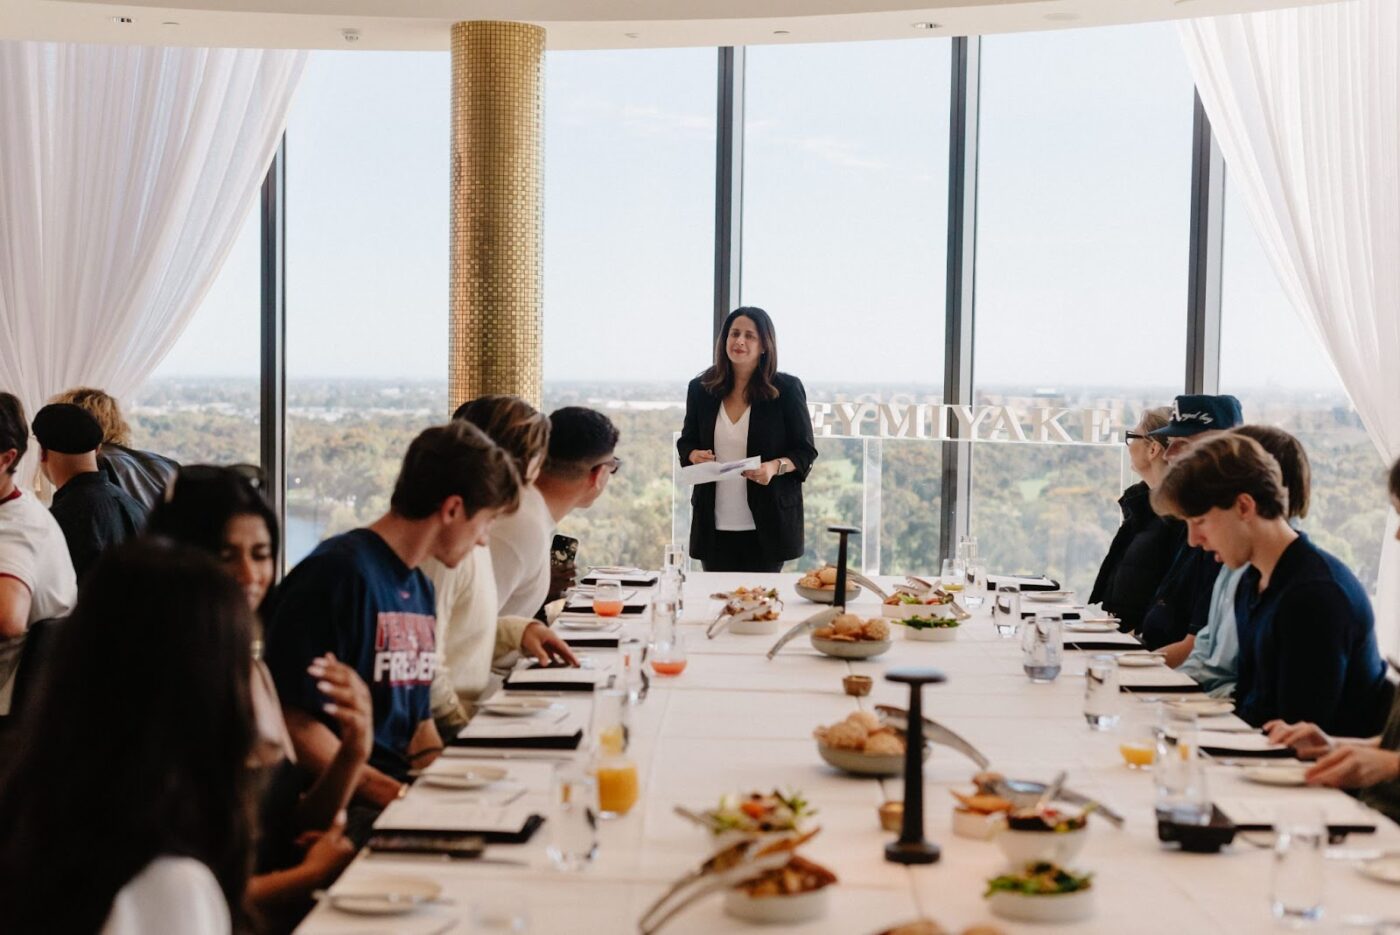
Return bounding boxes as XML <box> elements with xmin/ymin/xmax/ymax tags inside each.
<box><xmin>150</xmin><ymin>21</ymin><xmax>1346</xmax><ymax>397</ymax></box>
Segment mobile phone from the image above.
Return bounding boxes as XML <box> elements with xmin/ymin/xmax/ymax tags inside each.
<box><xmin>551</xmin><ymin>534</ymin><xmax>579</xmax><ymax>568</ymax></box>
<box><xmin>367</xmin><ymin>831</ymin><xmax>486</xmax><ymax>858</ymax></box>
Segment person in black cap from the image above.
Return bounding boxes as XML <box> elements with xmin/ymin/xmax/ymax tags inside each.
<box><xmin>1137</xmin><ymin>393</ymin><xmax>1244</xmax><ymax>659</ymax></box>
<box><xmin>32</xmin><ymin>403</ymin><xmax>148</xmax><ymax>581</ymax></box>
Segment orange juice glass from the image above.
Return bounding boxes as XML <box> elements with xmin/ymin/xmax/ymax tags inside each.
<box><xmin>593</xmin><ymin>579</ymin><xmax>624</xmax><ymax>617</ymax></box>
<box><xmin>1119</xmin><ymin>742</ymin><xmax>1156</xmax><ymax>769</ymax></box>
<box><xmin>652</xmin><ymin>658</ymin><xmax>687</xmax><ymax>676</ymax></box>
<box><xmin>595</xmin><ymin>759</ymin><xmax>640</xmax><ymax>817</ymax></box>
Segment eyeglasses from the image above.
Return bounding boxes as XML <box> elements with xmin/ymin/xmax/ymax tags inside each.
<box><xmin>1124</xmin><ymin>432</ymin><xmax>1148</xmax><ymax>444</ymax></box>
<box><xmin>594</xmin><ymin>457</ymin><xmax>623</xmax><ymax>476</ymax></box>
<box><xmin>164</xmin><ymin>463</ymin><xmax>267</xmax><ymax>502</ymax></box>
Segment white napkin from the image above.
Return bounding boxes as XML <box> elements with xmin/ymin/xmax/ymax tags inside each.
<box><xmin>1194</xmin><ymin>730</ymin><xmax>1287</xmax><ymax>753</ymax></box>
<box><xmin>457</xmin><ymin>716</ymin><xmax>582</xmax><ymax>741</ymax></box>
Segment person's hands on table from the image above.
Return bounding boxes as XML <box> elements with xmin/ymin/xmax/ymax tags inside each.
<box><xmin>522</xmin><ymin>621</ymin><xmax>580</xmax><ymax>667</ymax></box>
<box><xmin>1305</xmin><ymin>744</ymin><xmax>1400</xmax><ymax>789</ymax></box>
<box><xmin>742</xmin><ymin>460</ymin><xmax>779</xmax><ymax>486</ymax></box>
<box><xmin>1263</xmin><ymin>720</ymin><xmax>1333</xmax><ymax>760</ymax></box>
<box><xmin>689</xmin><ymin>449</ymin><xmax>716</xmax><ymax>465</ymax></box>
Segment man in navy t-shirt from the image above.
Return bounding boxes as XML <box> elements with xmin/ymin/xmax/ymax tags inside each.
<box><xmin>1152</xmin><ymin>433</ymin><xmax>1388</xmax><ymax>738</ymax></box>
<box><xmin>266</xmin><ymin>421</ymin><xmax>522</xmax><ymax>807</ymax></box>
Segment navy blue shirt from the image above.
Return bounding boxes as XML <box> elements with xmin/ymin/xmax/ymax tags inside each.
<box><xmin>1233</xmin><ymin>532</ymin><xmax>1389</xmax><ymax>737</ymax></box>
<box><xmin>1139</xmin><ymin>531</ymin><xmax>1220</xmax><ymax>650</ymax></box>
<box><xmin>264</xmin><ymin>529</ymin><xmax>437</xmax><ymax>781</ymax></box>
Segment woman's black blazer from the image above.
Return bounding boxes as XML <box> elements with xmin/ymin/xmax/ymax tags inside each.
<box><xmin>677</xmin><ymin>372</ymin><xmax>819</xmax><ymax>564</ymax></box>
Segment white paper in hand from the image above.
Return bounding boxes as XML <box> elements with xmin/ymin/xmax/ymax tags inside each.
<box><xmin>680</xmin><ymin>456</ymin><xmax>761</xmax><ymax>486</ymax></box>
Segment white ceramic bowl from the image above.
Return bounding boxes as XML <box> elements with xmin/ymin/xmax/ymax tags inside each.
<box><xmin>794</xmin><ymin>582</ymin><xmax>861</xmax><ymax>604</ymax></box>
<box><xmin>987</xmin><ymin>887</ymin><xmax>1094</xmax><ymax>923</ymax></box>
<box><xmin>881</xmin><ymin>601</ymin><xmax>953</xmax><ymax>619</ymax></box>
<box><xmin>728</xmin><ymin>616</ymin><xmax>781</xmax><ymax>636</ymax></box>
<box><xmin>952</xmin><ymin>808</ymin><xmax>1003</xmax><ymax>841</ymax></box>
<box><xmin>722</xmin><ymin>885</ymin><xmax>830</xmax><ymax>924</ymax></box>
<box><xmin>995</xmin><ymin>825</ymin><xmax>1089</xmax><ymax>868</ymax></box>
<box><xmin>810</xmin><ymin>635</ymin><xmax>891</xmax><ymax>659</ymax></box>
<box><xmin>903</xmin><ymin>624</ymin><xmax>959</xmax><ymax>642</ymax></box>
<box><xmin>817</xmin><ymin>740</ymin><xmax>930</xmax><ymax>777</ymax></box>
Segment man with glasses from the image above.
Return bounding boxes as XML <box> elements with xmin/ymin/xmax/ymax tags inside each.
<box><xmin>489</xmin><ymin>407</ymin><xmax>621</xmax><ymax>619</ymax></box>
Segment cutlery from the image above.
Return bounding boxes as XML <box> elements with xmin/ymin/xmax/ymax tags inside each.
<box><xmin>874</xmin><ymin>705</ymin><xmax>991</xmax><ymax>769</ymax></box>
<box><xmin>638</xmin><ymin>839</ymin><xmax>799</xmax><ymax>935</ymax></box>
<box><xmin>766</xmin><ymin>607</ymin><xmax>838</xmax><ymax>659</ymax></box>
<box><xmin>1036</xmin><ymin>770</ymin><xmax>1068</xmax><ymax>811</ymax></box>
<box><xmin>707</xmin><ymin>597</ymin><xmax>775</xmax><ymax>639</ymax></box>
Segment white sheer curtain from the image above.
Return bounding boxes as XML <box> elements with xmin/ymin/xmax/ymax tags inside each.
<box><xmin>1180</xmin><ymin>0</ymin><xmax>1400</xmax><ymax>656</ymax></box>
<box><xmin>0</xmin><ymin>41</ymin><xmax>305</xmax><ymax>479</ymax></box>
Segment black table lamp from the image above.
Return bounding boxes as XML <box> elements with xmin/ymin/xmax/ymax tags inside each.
<box><xmin>827</xmin><ymin>524</ymin><xmax>860</xmax><ymax>611</ymax></box>
<box><xmin>884</xmin><ymin>666</ymin><xmax>947</xmax><ymax>865</ymax></box>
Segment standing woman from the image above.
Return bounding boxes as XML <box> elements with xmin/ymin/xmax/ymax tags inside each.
<box><xmin>679</xmin><ymin>307</ymin><xmax>818</xmax><ymax>572</ymax></box>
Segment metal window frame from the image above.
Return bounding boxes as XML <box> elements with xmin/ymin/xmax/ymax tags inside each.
<box><xmin>1185</xmin><ymin>90</ymin><xmax>1225</xmax><ymax>396</ymax></box>
<box><xmin>713</xmin><ymin>46</ymin><xmax>745</xmax><ymax>339</ymax></box>
<box><xmin>940</xmin><ymin>36</ymin><xmax>980</xmax><ymax>561</ymax></box>
<box><xmin>259</xmin><ymin>134</ymin><xmax>287</xmax><ymax>563</ymax></box>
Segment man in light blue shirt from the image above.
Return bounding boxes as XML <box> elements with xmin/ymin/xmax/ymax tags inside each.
<box><xmin>1177</xmin><ymin>563</ymin><xmax>1246</xmax><ymax>697</ymax></box>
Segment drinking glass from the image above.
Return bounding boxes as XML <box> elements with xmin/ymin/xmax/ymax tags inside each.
<box><xmin>546</xmin><ymin>767</ymin><xmax>598</xmax><ymax>871</ymax></box>
<box><xmin>992</xmin><ymin>586</ymin><xmax>1021</xmax><ymax>638</ymax></box>
<box><xmin>1021</xmin><ymin>614</ymin><xmax>1063</xmax><ymax>682</ymax></box>
<box><xmin>661</xmin><ymin>547</ymin><xmax>687</xmax><ymax>615</ymax></box>
<box><xmin>592</xmin><ymin>579</ymin><xmax>624</xmax><ymax>617</ymax></box>
<box><xmin>1119</xmin><ymin>721</ymin><xmax>1157</xmax><ymax>770</ymax></box>
<box><xmin>620</xmin><ymin>638</ymin><xmax>647</xmax><ymax>704</ymax></box>
<box><xmin>964</xmin><ymin>562</ymin><xmax>988</xmax><ymax>610</ymax></box>
<box><xmin>940</xmin><ymin>557</ymin><xmax>966</xmax><ymax>593</ymax></box>
<box><xmin>651</xmin><ymin>622</ymin><xmax>687</xmax><ymax>677</ymax></box>
<box><xmin>956</xmin><ymin>535</ymin><xmax>978</xmax><ymax>566</ymax></box>
<box><xmin>591</xmin><ymin>689</ymin><xmax>639</xmax><ymax>819</ymax></box>
<box><xmin>1271</xmin><ymin>805</ymin><xmax>1326</xmax><ymax>924</ymax></box>
<box><xmin>470</xmin><ymin>895</ymin><xmax>531</xmax><ymax>933</ymax></box>
<box><xmin>1154</xmin><ymin>714</ymin><xmax>1210</xmax><ymax>826</ymax></box>
<box><xmin>1083</xmin><ymin>654</ymin><xmax>1120</xmax><ymax>730</ymax></box>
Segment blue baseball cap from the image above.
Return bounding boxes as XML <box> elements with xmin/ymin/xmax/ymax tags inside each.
<box><xmin>1149</xmin><ymin>394</ymin><xmax>1243</xmax><ymax>438</ymax></box>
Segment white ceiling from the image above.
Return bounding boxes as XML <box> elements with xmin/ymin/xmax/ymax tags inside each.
<box><xmin>2</xmin><ymin>0</ymin><xmax>1339</xmax><ymax>50</ymax></box>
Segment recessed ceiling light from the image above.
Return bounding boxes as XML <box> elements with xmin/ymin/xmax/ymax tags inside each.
<box><xmin>1044</xmin><ymin>11</ymin><xmax>1080</xmax><ymax>21</ymax></box>
<box><xmin>624</xmin><ymin>32</ymin><xmax>639</xmax><ymax>39</ymax></box>
<box><xmin>111</xmin><ymin>16</ymin><xmax>134</xmax><ymax>24</ymax></box>
<box><xmin>773</xmin><ymin>29</ymin><xmax>790</xmax><ymax>35</ymax></box>
<box><xmin>161</xmin><ymin>21</ymin><xmax>179</xmax><ymax>27</ymax></box>
<box><xmin>912</xmin><ymin>22</ymin><xmax>941</xmax><ymax>30</ymax></box>
<box><xmin>341</xmin><ymin>28</ymin><xmax>360</xmax><ymax>42</ymax></box>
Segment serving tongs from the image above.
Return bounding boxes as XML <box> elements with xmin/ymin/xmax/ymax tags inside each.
<box><xmin>982</xmin><ymin>774</ymin><xmax>1126</xmax><ymax>829</ymax></box>
<box><xmin>875</xmin><ymin>704</ymin><xmax>992</xmax><ymax>770</ymax></box>
<box><xmin>707</xmin><ymin>596</ymin><xmax>781</xmax><ymax>639</ymax></box>
<box><xmin>890</xmin><ymin>581</ymin><xmax>972</xmax><ymax>621</ymax></box>
<box><xmin>842</xmin><ymin>570</ymin><xmax>889</xmax><ymax>601</ymax></box>
<box><xmin>766</xmin><ymin>607</ymin><xmax>840</xmax><ymax>660</ymax></box>
<box><xmin>637</xmin><ymin>834</ymin><xmax>811</xmax><ymax>935</ymax></box>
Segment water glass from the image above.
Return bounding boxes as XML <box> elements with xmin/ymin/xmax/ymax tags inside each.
<box><xmin>547</xmin><ymin>767</ymin><xmax>598</xmax><ymax>871</ymax></box>
<box><xmin>470</xmin><ymin>895</ymin><xmax>531</xmax><ymax>933</ymax></box>
<box><xmin>1083</xmin><ymin>654</ymin><xmax>1120</xmax><ymax>730</ymax></box>
<box><xmin>964</xmin><ymin>562</ymin><xmax>988</xmax><ymax>609</ymax></box>
<box><xmin>1021</xmin><ymin>614</ymin><xmax>1063</xmax><ymax>682</ymax></box>
<box><xmin>940</xmin><ymin>557</ymin><xmax>966</xmax><ymax>593</ymax></box>
<box><xmin>662</xmin><ymin>543</ymin><xmax>688</xmax><ymax>579</ymax></box>
<box><xmin>1154</xmin><ymin>716</ymin><xmax>1210</xmax><ymax>826</ymax></box>
<box><xmin>590</xmin><ymin>688</ymin><xmax>628</xmax><ymax>756</ymax></box>
<box><xmin>956</xmin><ymin>535</ymin><xmax>978</xmax><ymax>565</ymax></box>
<box><xmin>620</xmin><ymin>638</ymin><xmax>647</xmax><ymax>704</ymax></box>
<box><xmin>1271</xmin><ymin>805</ymin><xmax>1326</xmax><ymax>924</ymax></box>
<box><xmin>661</xmin><ymin>548</ymin><xmax>687</xmax><ymax>615</ymax></box>
<box><xmin>992</xmin><ymin>586</ymin><xmax>1021</xmax><ymax>638</ymax></box>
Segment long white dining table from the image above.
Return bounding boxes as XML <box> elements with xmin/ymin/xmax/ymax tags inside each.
<box><xmin>297</xmin><ymin>571</ymin><xmax>1400</xmax><ymax>934</ymax></box>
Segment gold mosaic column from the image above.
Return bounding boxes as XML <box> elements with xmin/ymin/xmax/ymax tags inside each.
<box><xmin>449</xmin><ymin>21</ymin><xmax>545</xmax><ymax>411</ymax></box>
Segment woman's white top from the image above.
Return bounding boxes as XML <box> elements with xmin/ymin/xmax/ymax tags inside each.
<box><xmin>101</xmin><ymin>857</ymin><xmax>229</xmax><ymax>934</ymax></box>
<box><xmin>714</xmin><ymin>405</ymin><xmax>756</xmax><ymax>531</ymax></box>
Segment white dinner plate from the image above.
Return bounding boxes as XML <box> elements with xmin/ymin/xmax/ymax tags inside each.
<box><xmin>1116</xmin><ymin>651</ymin><xmax>1167</xmax><ymax>667</ymax></box>
<box><xmin>1064</xmin><ymin>621</ymin><xmax>1117</xmax><ymax>633</ymax></box>
<box><xmin>1025</xmin><ymin>591</ymin><xmax>1074</xmax><ymax>603</ymax></box>
<box><xmin>416</xmin><ymin>765</ymin><xmax>509</xmax><ymax>790</ymax></box>
<box><xmin>327</xmin><ymin>875</ymin><xmax>443</xmax><ymax>915</ymax></box>
<box><xmin>477</xmin><ymin>698</ymin><xmax>558</xmax><ymax>717</ymax></box>
<box><xmin>1241</xmin><ymin>765</ymin><xmax>1309</xmax><ymax>787</ymax></box>
<box><xmin>1358</xmin><ymin>855</ymin><xmax>1400</xmax><ymax>886</ymax></box>
<box><xmin>1165</xmin><ymin>699</ymin><xmax>1235</xmax><ymax>717</ymax></box>
<box><xmin>556</xmin><ymin>618</ymin><xmax>618</xmax><ymax>631</ymax></box>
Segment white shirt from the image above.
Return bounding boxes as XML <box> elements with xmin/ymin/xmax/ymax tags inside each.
<box><xmin>424</xmin><ymin>548</ymin><xmax>532</xmax><ymax>718</ymax></box>
<box><xmin>713</xmin><ymin>406</ymin><xmax>755</xmax><ymax>531</ymax></box>
<box><xmin>487</xmin><ymin>485</ymin><xmax>555</xmax><ymax>618</ymax></box>
<box><xmin>101</xmin><ymin>856</ymin><xmax>229</xmax><ymax>935</ymax></box>
<box><xmin>0</xmin><ymin>488</ymin><xmax>78</xmax><ymax>714</ymax></box>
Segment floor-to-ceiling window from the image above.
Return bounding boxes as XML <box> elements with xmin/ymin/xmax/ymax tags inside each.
<box><xmin>971</xmin><ymin>23</ymin><xmax>1194</xmax><ymax>594</ymax></box>
<box><xmin>542</xmin><ymin>48</ymin><xmax>716</xmax><ymax>571</ymax></box>
<box><xmin>284</xmin><ymin>51</ymin><xmax>450</xmax><ymax>564</ymax></box>
<box><xmin>742</xmin><ymin>38</ymin><xmax>952</xmax><ymax>572</ymax></box>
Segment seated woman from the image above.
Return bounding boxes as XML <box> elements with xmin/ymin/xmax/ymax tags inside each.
<box><xmin>0</xmin><ymin>539</ymin><xmax>257</xmax><ymax>933</ymax></box>
<box><xmin>146</xmin><ymin>467</ymin><xmax>373</xmax><ymax>927</ymax></box>
<box><xmin>1176</xmin><ymin>425</ymin><xmax>1312</xmax><ymax>697</ymax></box>
<box><xmin>1089</xmin><ymin>406</ymin><xmax>1175</xmax><ymax>634</ymax></box>
<box><xmin>1263</xmin><ymin>455</ymin><xmax>1400</xmax><ymax>821</ymax></box>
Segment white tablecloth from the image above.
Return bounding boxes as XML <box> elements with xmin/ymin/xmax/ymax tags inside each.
<box><xmin>298</xmin><ymin>572</ymin><xmax>1400</xmax><ymax>934</ymax></box>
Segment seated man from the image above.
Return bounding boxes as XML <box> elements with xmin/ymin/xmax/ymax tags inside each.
<box><xmin>32</xmin><ymin>403</ymin><xmax>147</xmax><ymax>580</ymax></box>
<box><xmin>49</xmin><ymin>386</ymin><xmax>179</xmax><ymax>511</ymax></box>
<box><xmin>264</xmin><ymin>421</ymin><xmax>521</xmax><ymax>807</ymax></box>
<box><xmin>0</xmin><ymin>394</ymin><xmax>77</xmax><ymax>717</ymax></box>
<box><xmin>1139</xmin><ymin>393</ymin><xmax>1244</xmax><ymax>660</ymax></box>
<box><xmin>489</xmin><ymin>406</ymin><xmax>620</xmax><ymax>619</ymax></box>
<box><xmin>1175</xmin><ymin>425</ymin><xmax>1311</xmax><ymax>698</ymax></box>
<box><xmin>1152</xmin><ymin>433</ymin><xmax>1389</xmax><ymax>737</ymax></box>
